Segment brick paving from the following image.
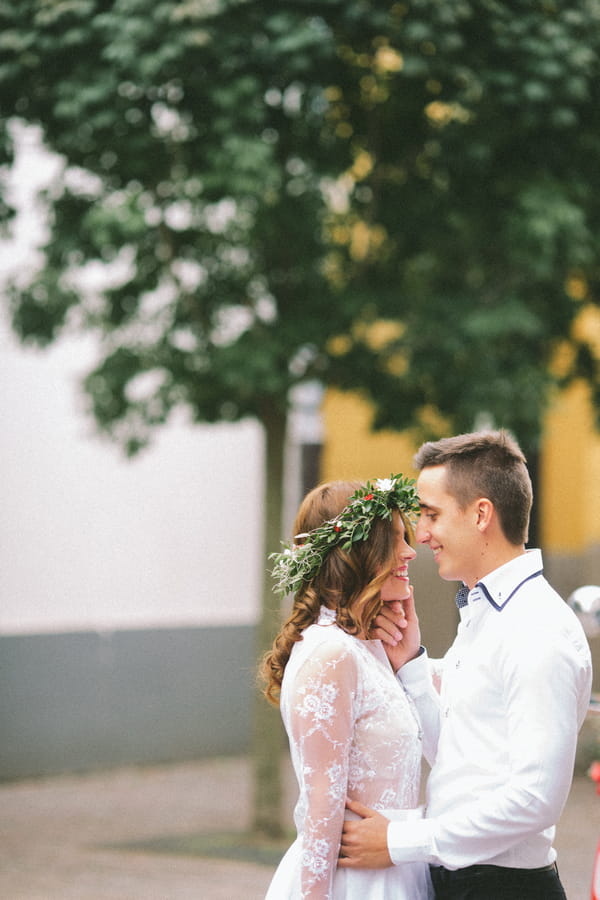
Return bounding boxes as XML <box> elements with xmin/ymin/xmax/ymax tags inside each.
<box><xmin>0</xmin><ymin>756</ymin><xmax>597</xmax><ymax>899</ymax></box>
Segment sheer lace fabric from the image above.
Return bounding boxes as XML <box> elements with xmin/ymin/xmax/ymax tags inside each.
<box><xmin>265</xmin><ymin>606</ymin><xmax>431</xmax><ymax>900</ymax></box>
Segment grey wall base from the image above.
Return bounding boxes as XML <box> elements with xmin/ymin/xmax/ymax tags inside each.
<box><xmin>4</xmin><ymin>546</ymin><xmax>596</xmax><ymax>782</ymax></box>
<box><xmin>0</xmin><ymin>624</ymin><xmax>255</xmax><ymax>780</ymax></box>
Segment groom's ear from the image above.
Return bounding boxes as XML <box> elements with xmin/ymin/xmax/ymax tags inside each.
<box><xmin>473</xmin><ymin>497</ymin><xmax>493</xmax><ymax>532</ymax></box>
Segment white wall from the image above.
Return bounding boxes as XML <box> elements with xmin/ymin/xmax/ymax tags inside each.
<box><xmin>0</xmin><ymin>319</ymin><xmax>265</xmax><ymax>634</ymax></box>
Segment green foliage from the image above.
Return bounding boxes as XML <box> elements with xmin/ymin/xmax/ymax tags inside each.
<box><xmin>2</xmin><ymin>0</ymin><xmax>600</xmax><ymax>451</ymax></box>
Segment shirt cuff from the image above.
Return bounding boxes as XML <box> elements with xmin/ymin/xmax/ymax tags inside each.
<box><xmin>397</xmin><ymin>646</ymin><xmax>431</xmax><ymax>696</ymax></box>
<box><xmin>387</xmin><ymin>818</ymin><xmax>436</xmax><ymax>865</ymax></box>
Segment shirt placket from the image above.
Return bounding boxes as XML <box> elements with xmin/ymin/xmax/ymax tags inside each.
<box><xmin>441</xmin><ymin>607</ymin><xmax>478</xmax><ymax>723</ymax></box>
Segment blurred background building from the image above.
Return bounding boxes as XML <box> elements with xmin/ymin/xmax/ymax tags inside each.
<box><xmin>1</xmin><ymin>320</ymin><xmax>599</xmax><ymax>778</ymax></box>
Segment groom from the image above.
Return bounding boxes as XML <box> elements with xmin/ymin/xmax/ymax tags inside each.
<box><xmin>339</xmin><ymin>430</ymin><xmax>592</xmax><ymax>900</ymax></box>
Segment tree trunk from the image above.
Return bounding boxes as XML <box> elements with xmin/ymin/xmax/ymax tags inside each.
<box><xmin>252</xmin><ymin>406</ymin><xmax>287</xmax><ymax>837</ymax></box>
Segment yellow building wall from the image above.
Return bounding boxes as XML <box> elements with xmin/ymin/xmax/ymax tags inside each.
<box><xmin>322</xmin><ymin>383</ymin><xmax>600</xmax><ymax>555</ymax></box>
<box><xmin>541</xmin><ymin>381</ymin><xmax>600</xmax><ymax>552</ymax></box>
<box><xmin>321</xmin><ymin>389</ymin><xmax>418</xmax><ymax>482</ymax></box>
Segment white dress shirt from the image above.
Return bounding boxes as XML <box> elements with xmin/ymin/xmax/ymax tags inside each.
<box><xmin>388</xmin><ymin>549</ymin><xmax>593</xmax><ymax>870</ymax></box>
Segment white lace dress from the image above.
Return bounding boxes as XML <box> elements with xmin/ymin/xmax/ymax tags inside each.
<box><xmin>265</xmin><ymin>607</ymin><xmax>433</xmax><ymax>900</ymax></box>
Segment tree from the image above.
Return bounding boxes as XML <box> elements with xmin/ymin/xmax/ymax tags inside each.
<box><xmin>2</xmin><ymin>0</ymin><xmax>600</xmax><ymax>834</ymax></box>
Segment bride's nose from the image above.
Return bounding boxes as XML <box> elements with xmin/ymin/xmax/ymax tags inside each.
<box><xmin>400</xmin><ymin>539</ymin><xmax>416</xmax><ymax>561</ymax></box>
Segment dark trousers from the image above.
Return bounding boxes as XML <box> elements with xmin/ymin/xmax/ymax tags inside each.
<box><xmin>429</xmin><ymin>862</ymin><xmax>567</xmax><ymax>900</ymax></box>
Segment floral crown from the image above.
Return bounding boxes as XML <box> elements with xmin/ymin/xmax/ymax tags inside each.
<box><xmin>270</xmin><ymin>474</ymin><xmax>419</xmax><ymax>596</ymax></box>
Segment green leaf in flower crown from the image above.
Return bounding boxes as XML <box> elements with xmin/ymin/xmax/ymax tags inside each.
<box><xmin>270</xmin><ymin>474</ymin><xmax>418</xmax><ymax>595</ymax></box>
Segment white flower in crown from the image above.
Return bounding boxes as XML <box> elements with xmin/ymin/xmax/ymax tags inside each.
<box><xmin>375</xmin><ymin>477</ymin><xmax>394</xmax><ymax>492</ymax></box>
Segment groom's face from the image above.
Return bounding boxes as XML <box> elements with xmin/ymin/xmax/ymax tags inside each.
<box><xmin>415</xmin><ymin>465</ymin><xmax>480</xmax><ymax>588</ymax></box>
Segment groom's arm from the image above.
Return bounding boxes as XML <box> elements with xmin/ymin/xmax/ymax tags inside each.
<box><xmin>340</xmin><ymin>799</ymin><xmax>435</xmax><ymax>869</ymax></box>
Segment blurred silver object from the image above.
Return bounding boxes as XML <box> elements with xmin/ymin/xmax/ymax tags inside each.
<box><xmin>567</xmin><ymin>584</ymin><xmax>600</xmax><ymax>639</ymax></box>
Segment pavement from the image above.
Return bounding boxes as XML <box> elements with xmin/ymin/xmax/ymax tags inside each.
<box><xmin>0</xmin><ymin>755</ymin><xmax>598</xmax><ymax>900</ymax></box>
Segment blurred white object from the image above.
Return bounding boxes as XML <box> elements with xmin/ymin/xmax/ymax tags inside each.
<box><xmin>567</xmin><ymin>585</ymin><xmax>600</xmax><ymax>639</ymax></box>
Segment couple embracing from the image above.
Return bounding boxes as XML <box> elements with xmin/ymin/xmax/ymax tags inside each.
<box><xmin>261</xmin><ymin>430</ymin><xmax>592</xmax><ymax>900</ymax></box>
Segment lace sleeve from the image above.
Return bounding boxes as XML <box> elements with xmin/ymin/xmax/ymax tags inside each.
<box><xmin>288</xmin><ymin>637</ymin><xmax>359</xmax><ymax>900</ymax></box>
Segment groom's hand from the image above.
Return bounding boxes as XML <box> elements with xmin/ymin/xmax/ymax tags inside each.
<box><xmin>372</xmin><ymin>588</ymin><xmax>421</xmax><ymax>673</ymax></box>
<box><xmin>338</xmin><ymin>799</ymin><xmax>392</xmax><ymax>869</ymax></box>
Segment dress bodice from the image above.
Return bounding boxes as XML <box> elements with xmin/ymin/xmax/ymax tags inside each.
<box><xmin>279</xmin><ymin>607</ymin><xmax>423</xmax><ymax>898</ymax></box>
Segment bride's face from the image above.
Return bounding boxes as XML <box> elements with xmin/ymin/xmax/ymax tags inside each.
<box><xmin>380</xmin><ymin>512</ymin><xmax>416</xmax><ymax>604</ymax></box>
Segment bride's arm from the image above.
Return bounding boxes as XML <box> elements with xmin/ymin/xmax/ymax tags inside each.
<box><xmin>287</xmin><ymin>641</ymin><xmax>358</xmax><ymax>899</ymax></box>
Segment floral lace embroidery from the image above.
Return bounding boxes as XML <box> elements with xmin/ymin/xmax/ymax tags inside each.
<box><xmin>281</xmin><ymin>607</ymin><xmax>422</xmax><ymax>899</ymax></box>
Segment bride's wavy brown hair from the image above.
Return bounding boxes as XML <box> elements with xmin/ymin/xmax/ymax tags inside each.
<box><xmin>260</xmin><ymin>480</ymin><xmax>411</xmax><ymax>706</ymax></box>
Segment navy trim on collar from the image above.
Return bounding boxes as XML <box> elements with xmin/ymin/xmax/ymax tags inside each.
<box><xmin>477</xmin><ymin>570</ymin><xmax>543</xmax><ymax>611</ymax></box>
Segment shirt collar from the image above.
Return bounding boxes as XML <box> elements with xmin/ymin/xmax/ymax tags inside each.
<box><xmin>476</xmin><ymin>548</ymin><xmax>544</xmax><ymax>611</ymax></box>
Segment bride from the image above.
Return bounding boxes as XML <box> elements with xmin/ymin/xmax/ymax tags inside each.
<box><xmin>260</xmin><ymin>476</ymin><xmax>433</xmax><ymax>900</ymax></box>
